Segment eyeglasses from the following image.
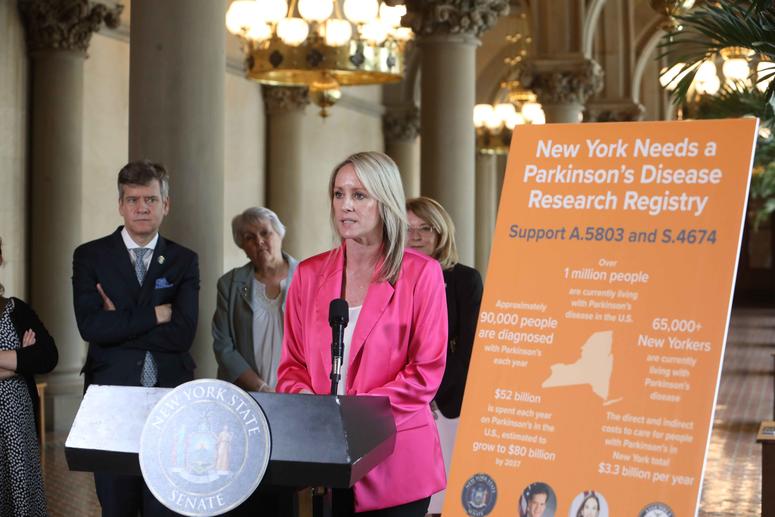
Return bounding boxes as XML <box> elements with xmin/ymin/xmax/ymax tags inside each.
<box><xmin>407</xmin><ymin>224</ymin><xmax>435</xmax><ymax>235</ymax></box>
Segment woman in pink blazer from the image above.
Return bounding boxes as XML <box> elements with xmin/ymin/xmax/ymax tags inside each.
<box><xmin>277</xmin><ymin>151</ymin><xmax>448</xmax><ymax>516</ymax></box>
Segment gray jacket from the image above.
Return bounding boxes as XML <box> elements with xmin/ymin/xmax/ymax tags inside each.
<box><xmin>211</xmin><ymin>254</ymin><xmax>298</xmax><ymax>386</ymax></box>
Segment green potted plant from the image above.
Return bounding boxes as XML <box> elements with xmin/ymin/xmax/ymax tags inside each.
<box><xmin>661</xmin><ymin>0</ymin><xmax>775</xmax><ymax>126</ymax></box>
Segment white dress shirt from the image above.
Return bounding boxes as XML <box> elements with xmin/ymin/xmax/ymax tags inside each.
<box><xmin>337</xmin><ymin>305</ymin><xmax>362</xmax><ymax>396</ymax></box>
<box><xmin>121</xmin><ymin>227</ymin><xmax>159</xmax><ymax>273</ymax></box>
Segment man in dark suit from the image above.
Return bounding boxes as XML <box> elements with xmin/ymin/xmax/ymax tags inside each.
<box><xmin>72</xmin><ymin>160</ymin><xmax>199</xmax><ymax>517</ymax></box>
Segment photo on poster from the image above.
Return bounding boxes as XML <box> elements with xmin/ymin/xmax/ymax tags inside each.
<box><xmin>518</xmin><ymin>482</ymin><xmax>556</xmax><ymax>517</ymax></box>
<box><xmin>568</xmin><ymin>490</ymin><xmax>609</xmax><ymax>517</ymax></box>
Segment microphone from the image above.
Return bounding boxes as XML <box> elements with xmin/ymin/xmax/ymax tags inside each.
<box><xmin>329</xmin><ymin>298</ymin><xmax>349</xmax><ymax>395</ymax></box>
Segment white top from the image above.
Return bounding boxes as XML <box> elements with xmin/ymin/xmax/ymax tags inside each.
<box><xmin>249</xmin><ymin>276</ymin><xmax>290</xmax><ymax>390</ymax></box>
<box><xmin>121</xmin><ymin>228</ymin><xmax>159</xmax><ymax>271</ymax></box>
<box><xmin>338</xmin><ymin>305</ymin><xmax>362</xmax><ymax>396</ymax></box>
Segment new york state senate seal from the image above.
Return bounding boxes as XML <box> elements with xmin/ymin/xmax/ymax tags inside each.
<box><xmin>638</xmin><ymin>501</ymin><xmax>675</xmax><ymax>517</ymax></box>
<box><xmin>461</xmin><ymin>473</ymin><xmax>497</xmax><ymax>516</ymax></box>
<box><xmin>139</xmin><ymin>379</ymin><xmax>271</xmax><ymax>516</ymax></box>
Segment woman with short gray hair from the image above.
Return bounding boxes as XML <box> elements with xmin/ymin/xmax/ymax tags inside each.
<box><xmin>212</xmin><ymin>207</ymin><xmax>298</xmax><ymax>393</ymax></box>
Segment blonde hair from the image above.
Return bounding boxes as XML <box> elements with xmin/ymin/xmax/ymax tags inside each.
<box><xmin>329</xmin><ymin>152</ymin><xmax>407</xmax><ymax>284</ymax></box>
<box><xmin>406</xmin><ymin>196</ymin><xmax>459</xmax><ymax>270</ymax></box>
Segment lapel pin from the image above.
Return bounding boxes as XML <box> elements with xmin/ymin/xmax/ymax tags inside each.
<box><xmin>158</xmin><ymin>255</ymin><xmax>165</xmax><ymax>265</ymax></box>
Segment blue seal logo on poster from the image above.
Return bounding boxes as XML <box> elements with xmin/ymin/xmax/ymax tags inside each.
<box><xmin>139</xmin><ymin>379</ymin><xmax>271</xmax><ymax>516</ymax></box>
<box><xmin>638</xmin><ymin>502</ymin><xmax>675</xmax><ymax>517</ymax></box>
<box><xmin>461</xmin><ymin>473</ymin><xmax>497</xmax><ymax>516</ymax></box>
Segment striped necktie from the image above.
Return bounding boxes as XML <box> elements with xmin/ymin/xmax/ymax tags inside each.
<box><xmin>132</xmin><ymin>248</ymin><xmax>158</xmax><ymax>387</ymax></box>
<box><xmin>132</xmin><ymin>248</ymin><xmax>150</xmax><ymax>285</ymax></box>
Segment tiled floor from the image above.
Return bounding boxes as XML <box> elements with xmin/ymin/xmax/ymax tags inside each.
<box><xmin>697</xmin><ymin>308</ymin><xmax>774</xmax><ymax>517</ymax></box>
<box><xmin>42</xmin><ymin>309</ymin><xmax>774</xmax><ymax>516</ymax></box>
<box><xmin>43</xmin><ymin>432</ymin><xmax>100</xmax><ymax>516</ymax></box>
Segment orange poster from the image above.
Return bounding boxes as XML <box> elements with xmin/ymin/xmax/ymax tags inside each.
<box><xmin>445</xmin><ymin>119</ymin><xmax>758</xmax><ymax>517</ymax></box>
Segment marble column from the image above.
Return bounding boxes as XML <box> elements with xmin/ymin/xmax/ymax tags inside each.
<box><xmin>520</xmin><ymin>58</ymin><xmax>604</xmax><ymax>123</ymax></box>
<box><xmin>383</xmin><ymin>105</ymin><xmax>420</xmax><ymax>198</ymax></box>
<box><xmin>129</xmin><ymin>0</ymin><xmax>226</xmax><ymax>379</ymax></box>
<box><xmin>17</xmin><ymin>0</ymin><xmax>121</xmax><ymax>430</ymax></box>
<box><xmin>264</xmin><ymin>85</ymin><xmax>310</xmax><ymax>260</ymax></box>
<box><xmin>584</xmin><ymin>0</ymin><xmax>645</xmax><ymax>123</ymax></box>
<box><xmin>0</xmin><ymin>2</ymin><xmax>29</xmax><ymax>299</ymax></box>
<box><xmin>475</xmin><ymin>153</ymin><xmax>499</xmax><ymax>277</ymax></box>
<box><xmin>404</xmin><ymin>0</ymin><xmax>509</xmax><ymax>266</ymax></box>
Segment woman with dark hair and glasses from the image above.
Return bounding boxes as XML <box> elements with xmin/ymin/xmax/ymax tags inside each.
<box><xmin>405</xmin><ymin>196</ymin><xmax>483</xmax><ymax>515</ymax></box>
<box><xmin>0</xmin><ymin>237</ymin><xmax>58</xmax><ymax>516</ymax></box>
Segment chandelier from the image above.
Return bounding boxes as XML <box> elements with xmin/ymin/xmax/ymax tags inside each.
<box><xmin>654</xmin><ymin>0</ymin><xmax>775</xmax><ymax>120</ymax></box>
<box><xmin>226</xmin><ymin>0</ymin><xmax>411</xmax><ymax>117</ymax></box>
<box><xmin>660</xmin><ymin>51</ymin><xmax>774</xmax><ymax>99</ymax></box>
<box><xmin>473</xmin><ymin>8</ymin><xmax>544</xmax><ymax>155</ymax></box>
<box><xmin>474</xmin><ymin>94</ymin><xmax>545</xmax><ymax>155</ymax></box>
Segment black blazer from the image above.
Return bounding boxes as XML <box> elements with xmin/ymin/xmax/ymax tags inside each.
<box><xmin>72</xmin><ymin>227</ymin><xmax>199</xmax><ymax>389</ymax></box>
<box><xmin>8</xmin><ymin>297</ymin><xmax>59</xmax><ymax>438</ymax></box>
<box><xmin>435</xmin><ymin>263</ymin><xmax>483</xmax><ymax>418</ymax></box>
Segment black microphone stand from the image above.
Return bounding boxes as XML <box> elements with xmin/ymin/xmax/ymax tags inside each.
<box><xmin>329</xmin><ymin>298</ymin><xmax>348</xmax><ymax>395</ymax></box>
<box><xmin>315</xmin><ymin>298</ymin><xmax>349</xmax><ymax>517</ymax></box>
